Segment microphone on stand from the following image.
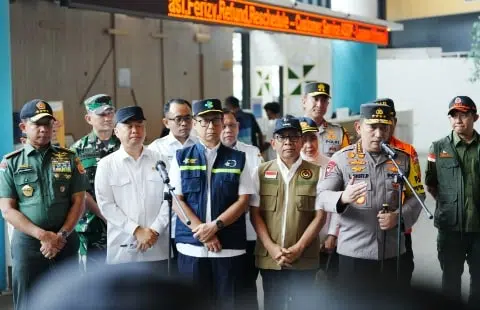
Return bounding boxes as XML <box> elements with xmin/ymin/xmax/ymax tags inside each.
<box><xmin>156</xmin><ymin>160</ymin><xmax>170</xmax><ymax>184</ymax></box>
<box><xmin>380</xmin><ymin>141</ymin><xmax>397</xmax><ymax>159</ymax></box>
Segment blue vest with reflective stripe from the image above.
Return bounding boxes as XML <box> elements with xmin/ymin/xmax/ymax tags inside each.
<box><xmin>175</xmin><ymin>143</ymin><xmax>247</xmax><ymax>249</ymax></box>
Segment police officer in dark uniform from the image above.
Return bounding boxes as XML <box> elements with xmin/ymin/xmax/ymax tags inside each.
<box><xmin>0</xmin><ymin>99</ymin><xmax>89</xmax><ymax>310</ymax></box>
<box><xmin>70</xmin><ymin>94</ymin><xmax>120</xmax><ymax>271</ymax></box>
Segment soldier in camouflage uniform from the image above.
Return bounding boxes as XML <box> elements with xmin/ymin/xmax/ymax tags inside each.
<box><xmin>70</xmin><ymin>94</ymin><xmax>120</xmax><ymax>271</ymax></box>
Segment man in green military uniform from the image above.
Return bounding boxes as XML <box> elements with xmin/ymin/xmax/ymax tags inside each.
<box><xmin>0</xmin><ymin>99</ymin><xmax>88</xmax><ymax>310</ymax></box>
<box><xmin>425</xmin><ymin>95</ymin><xmax>480</xmax><ymax>307</ymax></box>
<box><xmin>70</xmin><ymin>94</ymin><xmax>120</xmax><ymax>271</ymax></box>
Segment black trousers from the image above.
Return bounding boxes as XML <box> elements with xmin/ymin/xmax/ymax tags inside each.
<box><xmin>177</xmin><ymin>253</ymin><xmax>245</xmax><ymax>310</ymax></box>
<box><xmin>260</xmin><ymin>268</ymin><xmax>316</xmax><ymax>310</ymax></box>
<box><xmin>318</xmin><ymin>249</ymin><xmax>339</xmax><ymax>281</ymax></box>
<box><xmin>238</xmin><ymin>240</ymin><xmax>259</xmax><ymax>310</ymax></box>
<box><xmin>12</xmin><ymin>231</ymin><xmax>79</xmax><ymax>310</ymax></box>
<box><xmin>338</xmin><ymin>253</ymin><xmax>411</xmax><ymax>288</ymax></box>
<box><xmin>437</xmin><ymin>231</ymin><xmax>480</xmax><ymax>307</ymax></box>
<box><xmin>404</xmin><ymin>233</ymin><xmax>414</xmax><ymax>284</ymax></box>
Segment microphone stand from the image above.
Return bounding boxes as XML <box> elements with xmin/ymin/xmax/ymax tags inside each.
<box><xmin>387</xmin><ymin>156</ymin><xmax>433</xmax><ymax>281</ymax></box>
<box><xmin>157</xmin><ymin>168</ymin><xmax>191</xmax><ymax>277</ymax></box>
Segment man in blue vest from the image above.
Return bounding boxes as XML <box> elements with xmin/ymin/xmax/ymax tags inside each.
<box><xmin>168</xmin><ymin>98</ymin><xmax>254</xmax><ymax>309</ymax></box>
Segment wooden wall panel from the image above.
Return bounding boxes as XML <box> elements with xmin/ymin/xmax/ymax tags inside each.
<box><xmin>114</xmin><ymin>15</ymin><xmax>164</xmax><ymax>142</ymax></box>
<box><xmin>10</xmin><ymin>1</ymin><xmax>114</xmax><ymax>142</ymax></box>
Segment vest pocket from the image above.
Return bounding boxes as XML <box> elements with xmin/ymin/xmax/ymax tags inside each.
<box><xmin>435</xmin><ymin>193</ymin><xmax>458</xmax><ymax>227</ymax></box>
<box><xmin>182</xmin><ymin>177</ymin><xmax>201</xmax><ymax>193</ymax></box>
<box><xmin>260</xmin><ymin>186</ymin><xmax>278</xmax><ymax>211</ymax></box>
<box><xmin>295</xmin><ymin>185</ymin><xmax>316</xmax><ymax>211</ymax></box>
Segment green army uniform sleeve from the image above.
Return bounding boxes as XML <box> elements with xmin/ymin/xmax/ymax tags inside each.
<box><xmin>424</xmin><ymin>143</ymin><xmax>438</xmax><ymax>188</ymax></box>
<box><xmin>70</xmin><ymin>154</ymin><xmax>89</xmax><ymax>194</ymax></box>
<box><xmin>0</xmin><ymin>157</ymin><xmax>17</xmax><ymax>198</ymax></box>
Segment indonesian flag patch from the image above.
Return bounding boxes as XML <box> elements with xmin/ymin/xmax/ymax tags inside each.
<box><xmin>264</xmin><ymin>170</ymin><xmax>278</xmax><ymax>179</ymax></box>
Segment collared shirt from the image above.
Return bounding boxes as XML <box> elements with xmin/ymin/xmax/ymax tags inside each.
<box><xmin>251</xmin><ymin>156</ymin><xmax>322</xmax><ymax>247</ymax></box>
<box><xmin>232</xmin><ymin>141</ymin><xmax>263</xmax><ymax>241</ymax></box>
<box><xmin>452</xmin><ymin>131</ymin><xmax>480</xmax><ymax>232</ymax></box>
<box><xmin>169</xmin><ymin>141</ymin><xmax>254</xmax><ymax>258</ymax></box>
<box><xmin>148</xmin><ymin>133</ymin><xmax>198</xmax><ymax>238</ymax></box>
<box><xmin>95</xmin><ymin>146</ymin><xmax>170</xmax><ymax>264</ymax></box>
<box><xmin>148</xmin><ymin>133</ymin><xmax>198</xmax><ymax>169</ymax></box>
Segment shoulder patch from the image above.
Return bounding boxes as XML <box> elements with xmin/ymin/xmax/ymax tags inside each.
<box><xmin>5</xmin><ymin>149</ymin><xmax>23</xmax><ymax>159</ymax></box>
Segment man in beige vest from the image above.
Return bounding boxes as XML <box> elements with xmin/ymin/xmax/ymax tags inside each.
<box><xmin>250</xmin><ymin>115</ymin><xmax>325</xmax><ymax>310</ymax></box>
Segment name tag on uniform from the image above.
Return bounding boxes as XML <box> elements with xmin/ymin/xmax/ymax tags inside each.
<box><xmin>52</xmin><ymin>159</ymin><xmax>72</xmax><ymax>173</ymax></box>
<box><xmin>264</xmin><ymin>170</ymin><xmax>278</xmax><ymax>179</ymax></box>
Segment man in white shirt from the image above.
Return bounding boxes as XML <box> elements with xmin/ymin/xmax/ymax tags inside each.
<box><xmin>221</xmin><ymin>109</ymin><xmax>263</xmax><ymax>310</ymax></box>
<box><xmin>169</xmin><ymin>99</ymin><xmax>254</xmax><ymax>309</ymax></box>
<box><xmin>148</xmin><ymin>98</ymin><xmax>198</xmax><ymax>273</ymax></box>
<box><xmin>95</xmin><ymin>106</ymin><xmax>170</xmax><ymax>270</ymax></box>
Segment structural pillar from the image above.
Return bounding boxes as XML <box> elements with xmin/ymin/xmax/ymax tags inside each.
<box><xmin>330</xmin><ymin>0</ymin><xmax>378</xmax><ymax>115</ymax></box>
<box><xmin>0</xmin><ymin>1</ymin><xmax>13</xmax><ymax>291</ymax></box>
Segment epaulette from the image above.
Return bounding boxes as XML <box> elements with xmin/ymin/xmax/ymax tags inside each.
<box><xmin>392</xmin><ymin>146</ymin><xmax>409</xmax><ymax>157</ymax></box>
<box><xmin>4</xmin><ymin>148</ymin><xmax>23</xmax><ymax>159</ymax></box>
<box><xmin>53</xmin><ymin>146</ymin><xmax>75</xmax><ymax>155</ymax></box>
<box><xmin>339</xmin><ymin>144</ymin><xmax>355</xmax><ymax>153</ymax></box>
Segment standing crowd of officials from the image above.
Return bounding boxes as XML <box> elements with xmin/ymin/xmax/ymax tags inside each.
<box><xmin>0</xmin><ymin>82</ymin><xmax>479</xmax><ymax>310</ymax></box>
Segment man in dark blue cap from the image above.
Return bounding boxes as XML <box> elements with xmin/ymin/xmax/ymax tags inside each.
<box><xmin>0</xmin><ymin>99</ymin><xmax>89</xmax><ymax>310</ymax></box>
<box><xmin>250</xmin><ymin>115</ymin><xmax>326</xmax><ymax>310</ymax></box>
<box><xmin>94</xmin><ymin>106</ymin><xmax>171</xmax><ymax>268</ymax></box>
<box><xmin>425</xmin><ymin>96</ymin><xmax>480</xmax><ymax>307</ymax></box>
<box><xmin>168</xmin><ymin>99</ymin><xmax>254</xmax><ymax>309</ymax></box>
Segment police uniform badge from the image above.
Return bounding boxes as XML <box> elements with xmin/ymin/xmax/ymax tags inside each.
<box><xmin>356</xmin><ymin>195</ymin><xmax>366</xmax><ymax>205</ymax></box>
<box><xmin>300</xmin><ymin>169</ymin><xmax>312</xmax><ymax>179</ymax></box>
<box><xmin>351</xmin><ymin>166</ymin><xmax>366</xmax><ymax>172</ymax></box>
<box><xmin>22</xmin><ymin>184</ymin><xmax>34</xmax><ymax>197</ymax></box>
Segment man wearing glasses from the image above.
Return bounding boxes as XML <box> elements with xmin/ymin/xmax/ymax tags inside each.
<box><xmin>168</xmin><ymin>99</ymin><xmax>253</xmax><ymax>309</ymax></box>
<box><xmin>70</xmin><ymin>94</ymin><xmax>120</xmax><ymax>271</ymax></box>
<box><xmin>250</xmin><ymin>115</ymin><xmax>325</xmax><ymax>310</ymax></box>
<box><xmin>149</xmin><ymin>99</ymin><xmax>198</xmax><ymax>273</ymax></box>
<box><xmin>0</xmin><ymin>99</ymin><xmax>88</xmax><ymax>309</ymax></box>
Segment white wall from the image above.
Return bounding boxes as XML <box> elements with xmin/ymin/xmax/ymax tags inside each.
<box><xmin>378</xmin><ymin>57</ymin><xmax>480</xmax><ymax>153</ymax></box>
<box><xmin>250</xmin><ymin>31</ymin><xmax>332</xmax><ymax>118</ymax></box>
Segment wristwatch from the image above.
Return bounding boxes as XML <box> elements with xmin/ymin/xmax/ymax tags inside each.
<box><xmin>215</xmin><ymin>220</ymin><xmax>225</xmax><ymax>230</ymax></box>
<box><xmin>58</xmin><ymin>229</ymin><xmax>69</xmax><ymax>239</ymax></box>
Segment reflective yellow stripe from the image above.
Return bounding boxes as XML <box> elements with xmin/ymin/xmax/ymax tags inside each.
<box><xmin>212</xmin><ymin>168</ymin><xmax>241</xmax><ymax>174</ymax></box>
<box><xmin>180</xmin><ymin>165</ymin><xmax>207</xmax><ymax>171</ymax></box>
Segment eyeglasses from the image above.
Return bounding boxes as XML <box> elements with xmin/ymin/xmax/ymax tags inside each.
<box><xmin>168</xmin><ymin>115</ymin><xmax>193</xmax><ymax>125</ymax></box>
<box><xmin>275</xmin><ymin>134</ymin><xmax>302</xmax><ymax>143</ymax></box>
<box><xmin>195</xmin><ymin>117</ymin><xmax>223</xmax><ymax>127</ymax></box>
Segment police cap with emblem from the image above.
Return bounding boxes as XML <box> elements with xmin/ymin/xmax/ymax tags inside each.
<box><xmin>115</xmin><ymin>106</ymin><xmax>146</xmax><ymax>124</ymax></box>
<box><xmin>304</xmin><ymin>82</ymin><xmax>331</xmax><ymax>98</ymax></box>
<box><xmin>297</xmin><ymin>116</ymin><xmax>319</xmax><ymax>134</ymax></box>
<box><xmin>360</xmin><ymin>103</ymin><xmax>393</xmax><ymax>125</ymax></box>
<box><xmin>373</xmin><ymin>98</ymin><xmax>395</xmax><ymax>117</ymax></box>
<box><xmin>84</xmin><ymin>94</ymin><xmax>114</xmax><ymax>115</ymax></box>
<box><xmin>20</xmin><ymin>99</ymin><xmax>56</xmax><ymax>122</ymax></box>
<box><xmin>193</xmin><ymin>99</ymin><xmax>223</xmax><ymax>117</ymax></box>
<box><xmin>448</xmin><ymin>96</ymin><xmax>477</xmax><ymax>115</ymax></box>
<box><xmin>273</xmin><ymin>115</ymin><xmax>302</xmax><ymax>135</ymax></box>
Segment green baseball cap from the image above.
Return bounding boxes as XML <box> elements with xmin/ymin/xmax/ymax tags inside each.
<box><xmin>84</xmin><ymin>94</ymin><xmax>114</xmax><ymax>115</ymax></box>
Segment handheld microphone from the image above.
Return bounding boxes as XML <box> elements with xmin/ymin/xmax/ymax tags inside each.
<box><xmin>380</xmin><ymin>141</ymin><xmax>397</xmax><ymax>159</ymax></box>
<box><xmin>156</xmin><ymin>160</ymin><xmax>170</xmax><ymax>184</ymax></box>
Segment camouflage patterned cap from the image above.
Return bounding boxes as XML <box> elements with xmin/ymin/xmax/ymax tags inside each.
<box><xmin>84</xmin><ymin>94</ymin><xmax>114</xmax><ymax>115</ymax></box>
